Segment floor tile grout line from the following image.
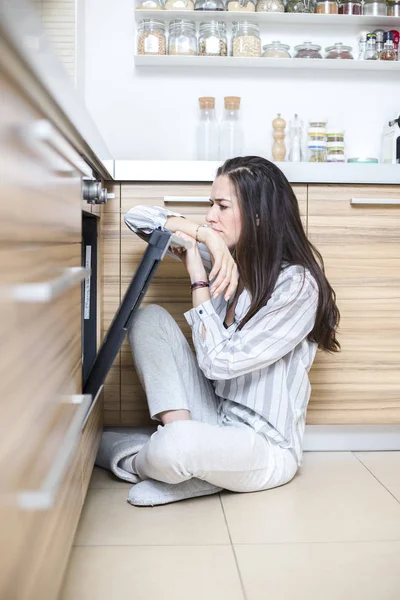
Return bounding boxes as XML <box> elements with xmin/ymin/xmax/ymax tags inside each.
<box><xmin>352</xmin><ymin>452</ymin><xmax>400</xmax><ymax>505</ymax></box>
<box><xmin>218</xmin><ymin>494</ymin><xmax>248</xmax><ymax>600</ymax></box>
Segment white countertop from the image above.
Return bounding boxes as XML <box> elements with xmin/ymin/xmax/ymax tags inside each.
<box><xmin>114</xmin><ymin>160</ymin><xmax>400</xmax><ymax>185</ymax></box>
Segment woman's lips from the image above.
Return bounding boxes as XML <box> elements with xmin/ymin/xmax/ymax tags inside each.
<box><xmin>211</xmin><ymin>227</ymin><xmax>222</xmax><ymax>232</ymax></box>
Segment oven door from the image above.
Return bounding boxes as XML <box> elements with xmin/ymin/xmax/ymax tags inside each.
<box><xmin>82</xmin><ymin>211</ymin><xmax>99</xmax><ymax>389</ymax></box>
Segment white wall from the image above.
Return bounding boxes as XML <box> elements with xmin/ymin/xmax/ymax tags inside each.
<box><xmin>82</xmin><ymin>0</ymin><xmax>399</xmax><ymax>161</ymax></box>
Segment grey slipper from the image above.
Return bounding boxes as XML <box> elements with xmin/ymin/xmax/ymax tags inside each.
<box><xmin>127</xmin><ymin>478</ymin><xmax>223</xmax><ymax>506</ymax></box>
<box><xmin>95</xmin><ymin>431</ymin><xmax>150</xmax><ymax>483</ymax></box>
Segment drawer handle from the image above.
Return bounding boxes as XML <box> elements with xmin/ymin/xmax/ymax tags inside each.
<box><xmin>18</xmin><ymin>394</ymin><xmax>92</xmax><ymax>511</ymax></box>
<box><xmin>10</xmin><ymin>266</ymin><xmax>91</xmax><ymax>302</ymax></box>
<box><xmin>350</xmin><ymin>198</ymin><xmax>400</xmax><ymax>205</ymax></box>
<box><xmin>164</xmin><ymin>196</ymin><xmax>210</xmax><ymax>204</ymax></box>
<box><xmin>16</xmin><ymin>119</ymin><xmax>93</xmax><ymax>178</ymax></box>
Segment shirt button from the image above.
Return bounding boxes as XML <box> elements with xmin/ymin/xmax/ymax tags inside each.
<box><xmin>199</xmin><ymin>310</ymin><xmax>203</xmax><ymax>314</ymax></box>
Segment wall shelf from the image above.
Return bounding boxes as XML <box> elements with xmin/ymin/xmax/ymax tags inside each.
<box><xmin>134</xmin><ymin>55</ymin><xmax>400</xmax><ymax>71</ymax></box>
<box><xmin>134</xmin><ymin>10</ymin><xmax>400</xmax><ymax>28</ymax></box>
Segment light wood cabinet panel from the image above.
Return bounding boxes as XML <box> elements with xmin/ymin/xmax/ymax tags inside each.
<box><xmin>307</xmin><ymin>184</ymin><xmax>400</xmax><ymax>424</ymax></box>
<box><xmin>118</xmin><ymin>183</ymin><xmax>306</xmax><ymax>426</ymax></box>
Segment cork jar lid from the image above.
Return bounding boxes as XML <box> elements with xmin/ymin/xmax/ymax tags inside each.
<box><xmin>199</xmin><ymin>97</ymin><xmax>215</xmax><ymax>109</ymax></box>
<box><xmin>224</xmin><ymin>96</ymin><xmax>241</xmax><ymax>109</ymax></box>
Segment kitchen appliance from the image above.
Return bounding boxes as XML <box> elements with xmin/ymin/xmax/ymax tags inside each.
<box><xmin>382</xmin><ymin>114</ymin><xmax>400</xmax><ymax>164</ymax></box>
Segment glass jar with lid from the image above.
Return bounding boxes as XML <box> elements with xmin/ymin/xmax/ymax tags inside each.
<box><xmin>227</xmin><ymin>0</ymin><xmax>256</xmax><ymax>10</ymax></box>
<box><xmin>362</xmin><ymin>0</ymin><xmax>386</xmax><ymax>14</ymax></box>
<box><xmin>199</xmin><ymin>21</ymin><xmax>228</xmax><ymax>56</ymax></box>
<box><xmin>165</xmin><ymin>0</ymin><xmax>195</xmax><ymax>9</ymax></box>
<box><xmin>327</xmin><ymin>132</ymin><xmax>345</xmax><ymax>162</ymax></box>
<box><xmin>338</xmin><ymin>0</ymin><xmax>361</xmax><ymax>13</ymax></box>
<box><xmin>315</xmin><ymin>0</ymin><xmax>338</xmax><ymax>12</ymax></box>
<box><xmin>387</xmin><ymin>0</ymin><xmax>400</xmax><ymax>16</ymax></box>
<box><xmin>325</xmin><ymin>43</ymin><xmax>354</xmax><ymax>59</ymax></box>
<box><xmin>232</xmin><ymin>21</ymin><xmax>261</xmax><ymax>57</ymax></box>
<box><xmin>262</xmin><ymin>41</ymin><xmax>291</xmax><ymax>57</ymax></box>
<box><xmin>256</xmin><ymin>0</ymin><xmax>285</xmax><ymax>10</ymax></box>
<box><xmin>137</xmin><ymin>19</ymin><xmax>166</xmax><ymax>55</ymax></box>
<box><xmin>136</xmin><ymin>0</ymin><xmax>165</xmax><ymax>9</ymax></box>
<box><xmin>294</xmin><ymin>42</ymin><xmax>322</xmax><ymax>59</ymax></box>
<box><xmin>286</xmin><ymin>0</ymin><xmax>315</xmax><ymax>12</ymax></box>
<box><xmin>194</xmin><ymin>0</ymin><xmax>225</xmax><ymax>9</ymax></box>
<box><xmin>168</xmin><ymin>19</ymin><xmax>197</xmax><ymax>55</ymax></box>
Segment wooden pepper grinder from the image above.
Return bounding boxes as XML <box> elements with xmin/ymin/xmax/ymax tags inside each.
<box><xmin>272</xmin><ymin>113</ymin><xmax>286</xmax><ymax>161</ymax></box>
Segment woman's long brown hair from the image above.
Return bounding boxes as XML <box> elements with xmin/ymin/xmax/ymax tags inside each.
<box><xmin>217</xmin><ymin>156</ymin><xmax>340</xmax><ymax>353</ymax></box>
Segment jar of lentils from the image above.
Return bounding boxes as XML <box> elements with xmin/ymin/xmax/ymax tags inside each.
<box><xmin>137</xmin><ymin>19</ymin><xmax>166</xmax><ymax>55</ymax></box>
<box><xmin>168</xmin><ymin>19</ymin><xmax>197</xmax><ymax>55</ymax></box>
<box><xmin>325</xmin><ymin>43</ymin><xmax>354</xmax><ymax>59</ymax></box>
<box><xmin>262</xmin><ymin>41</ymin><xmax>291</xmax><ymax>57</ymax></box>
<box><xmin>199</xmin><ymin>21</ymin><xmax>228</xmax><ymax>56</ymax></box>
<box><xmin>315</xmin><ymin>0</ymin><xmax>339</xmax><ymax>12</ymax></box>
<box><xmin>286</xmin><ymin>0</ymin><xmax>315</xmax><ymax>12</ymax></box>
<box><xmin>294</xmin><ymin>41</ymin><xmax>322</xmax><ymax>58</ymax></box>
<box><xmin>338</xmin><ymin>0</ymin><xmax>362</xmax><ymax>13</ymax></box>
<box><xmin>256</xmin><ymin>0</ymin><xmax>285</xmax><ymax>10</ymax></box>
<box><xmin>232</xmin><ymin>21</ymin><xmax>261</xmax><ymax>57</ymax></box>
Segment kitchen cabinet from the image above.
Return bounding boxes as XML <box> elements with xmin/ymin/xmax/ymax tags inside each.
<box><xmin>307</xmin><ymin>184</ymin><xmax>400</xmax><ymax>424</ymax></box>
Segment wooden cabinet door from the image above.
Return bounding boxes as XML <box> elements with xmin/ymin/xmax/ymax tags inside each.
<box><xmin>307</xmin><ymin>185</ymin><xmax>400</xmax><ymax>425</ymax></box>
<box><xmin>118</xmin><ymin>183</ymin><xmax>306</xmax><ymax>426</ymax></box>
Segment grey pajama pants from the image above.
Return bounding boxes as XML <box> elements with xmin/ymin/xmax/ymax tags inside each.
<box><xmin>127</xmin><ymin>304</ymin><xmax>298</xmax><ymax>493</ymax></box>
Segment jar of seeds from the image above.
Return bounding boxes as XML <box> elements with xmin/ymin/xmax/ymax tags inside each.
<box><xmin>199</xmin><ymin>21</ymin><xmax>228</xmax><ymax>56</ymax></box>
<box><xmin>137</xmin><ymin>19</ymin><xmax>166</xmax><ymax>55</ymax></box>
<box><xmin>232</xmin><ymin>21</ymin><xmax>261</xmax><ymax>57</ymax></box>
<box><xmin>256</xmin><ymin>0</ymin><xmax>285</xmax><ymax>11</ymax></box>
<box><xmin>168</xmin><ymin>19</ymin><xmax>197</xmax><ymax>55</ymax></box>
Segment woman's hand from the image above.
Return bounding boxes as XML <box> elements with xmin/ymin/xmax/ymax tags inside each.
<box><xmin>169</xmin><ymin>231</ymin><xmax>207</xmax><ymax>282</ymax></box>
<box><xmin>203</xmin><ymin>228</ymin><xmax>239</xmax><ymax>302</ymax></box>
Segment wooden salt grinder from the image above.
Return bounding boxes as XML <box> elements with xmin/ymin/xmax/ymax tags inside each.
<box><xmin>272</xmin><ymin>114</ymin><xmax>286</xmax><ymax>161</ymax></box>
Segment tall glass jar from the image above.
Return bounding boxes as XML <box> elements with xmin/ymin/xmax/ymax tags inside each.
<box><xmin>168</xmin><ymin>20</ymin><xmax>197</xmax><ymax>55</ymax></box>
<box><xmin>227</xmin><ymin>0</ymin><xmax>256</xmax><ymax>10</ymax></box>
<box><xmin>256</xmin><ymin>0</ymin><xmax>285</xmax><ymax>10</ymax></box>
<box><xmin>194</xmin><ymin>0</ymin><xmax>225</xmax><ymax>9</ymax></box>
<box><xmin>363</xmin><ymin>0</ymin><xmax>387</xmax><ymax>14</ymax></box>
<box><xmin>286</xmin><ymin>0</ymin><xmax>315</xmax><ymax>12</ymax></box>
<box><xmin>220</xmin><ymin>96</ymin><xmax>244</xmax><ymax>160</ymax></box>
<box><xmin>137</xmin><ymin>19</ymin><xmax>166</xmax><ymax>55</ymax></box>
<box><xmin>232</xmin><ymin>21</ymin><xmax>261</xmax><ymax>57</ymax></box>
<box><xmin>338</xmin><ymin>0</ymin><xmax>362</xmax><ymax>12</ymax></box>
<box><xmin>196</xmin><ymin>97</ymin><xmax>220</xmax><ymax>160</ymax></box>
<box><xmin>199</xmin><ymin>21</ymin><xmax>228</xmax><ymax>56</ymax></box>
<box><xmin>165</xmin><ymin>0</ymin><xmax>194</xmax><ymax>9</ymax></box>
<box><xmin>136</xmin><ymin>0</ymin><xmax>164</xmax><ymax>9</ymax></box>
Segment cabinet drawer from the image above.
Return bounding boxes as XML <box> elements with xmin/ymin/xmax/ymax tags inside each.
<box><xmin>0</xmin><ymin>72</ymin><xmax>85</xmax><ymax>243</ymax></box>
<box><xmin>0</xmin><ymin>244</ymin><xmax>86</xmax><ymax>467</ymax></box>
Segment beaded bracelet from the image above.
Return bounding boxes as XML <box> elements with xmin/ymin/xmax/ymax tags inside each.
<box><xmin>191</xmin><ymin>281</ymin><xmax>209</xmax><ymax>292</ymax></box>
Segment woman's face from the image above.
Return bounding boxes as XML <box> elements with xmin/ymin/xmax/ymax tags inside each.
<box><xmin>206</xmin><ymin>175</ymin><xmax>242</xmax><ymax>250</ymax></box>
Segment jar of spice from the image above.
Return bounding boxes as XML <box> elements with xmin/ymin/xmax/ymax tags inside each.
<box><xmin>338</xmin><ymin>0</ymin><xmax>362</xmax><ymax>13</ymax></box>
<box><xmin>194</xmin><ymin>0</ymin><xmax>225</xmax><ymax>9</ymax></box>
<box><xmin>256</xmin><ymin>0</ymin><xmax>285</xmax><ymax>11</ymax></box>
<box><xmin>327</xmin><ymin>132</ymin><xmax>345</xmax><ymax>162</ymax></box>
<box><xmin>381</xmin><ymin>39</ymin><xmax>396</xmax><ymax>60</ymax></box>
<box><xmin>286</xmin><ymin>0</ymin><xmax>315</xmax><ymax>11</ymax></box>
<box><xmin>227</xmin><ymin>0</ymin><xmax>256</xmax><ymax>10</ymax></box>
<box><xmin>137</xmin><ymin>19</ymin><xmax>166</xmax><ymax>55</ymax></box>
<box><xmin>294</xmin><ymin>42</ymin><xmax>322</xmax><ymax>58</ymax></box>
<box><xmin>387</xmin><ymin>0</ymin><xmax>400</xmax><ymax>16</ymax></box>
<box><xmin>325</xmin><ymin>43</ymin><xmax>354</xmax><ymax>59</ymax></box>
<box><xmin>262</xmin><ymin>41</ymin><xmax>291</xmax><ymax>57</ymax></box>
<box><xmin>315</xmin><ymin>0</ymin><xmax>339</xmax><ymax>12</ymax></box>
<box><xmin>232</xmin><ymin>21</ymin><xmax>261</xmax><ymax>57</ymax></box>
<box><xmin>199</xmin><ymin>21</ymin><xmax>228</xmax><ymax>56</ymax></box>
<box><xmin>136</xmin><ymin>0</ymin><xmax>164</xmax><ymax>9</ymax></box>
<box><xmin>362</xmin><ymin>0</ymin><xmax>387</xmax><ymax>14</ymax></box>
<box><xmin>165</xmin><ymin>0</ymin><xmax>195</xmax><ymax>9</ymax></box>
<box><xmin>168</xmin><ymin>19</ymin><xmax>197</xmax><ymax>55</ymax></box>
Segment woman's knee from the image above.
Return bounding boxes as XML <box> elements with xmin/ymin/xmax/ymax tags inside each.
<box><xmin>127</xmin><ymin>304</ymin><xmax>168</xmax><ymax>344</ymax></box>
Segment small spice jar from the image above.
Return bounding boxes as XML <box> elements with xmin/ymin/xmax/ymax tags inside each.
<box><xmin>294</xmin><ymin>41</ymin><xmax>322</xmax><ymax>58</ymax></box>
<box><xmin>232</xmin><ymin>21</ymin><xmax>261</xmax><ymax>57</ymax></box>
<box><xmin>168</xmin><ymin>19</ymin><xmax>197</xmax><ymax>55</ymax></box>
<box><xmin>286</xmin><ymin>0</ymin><xmax>315</xmax><ymax>11</ymax></box>
<box><xmin>327</xmin><ymin>132</ymin><xmax>345</xmax><ymax>162</ymax></box>
<box><xmin>381</xmin><ymin>39</ymin><xmax>396</xmax><ymax>60</ymax></box>
<box><xmin>194</xmin><ymin>0</ymin><xmax>225</xmax><ymax>9</ymax></box>
<box><xmin>136</xmin><ymin>0</ymin><xmax>165</xmax><ymax>9</ymax></box>
<box><xmin>387</xmin><ymin>0</ymin><xmax>400</xmax><ymax>15</ymax></box>
<box><xmin>137</xmin><ymin>19</ymin><xmax>166</xmax><ymax>55</ymax></box>
<box><xmin>338</xmin><ymin>0</ymin><xmax>362</xmax><ymax>12</ymax></box>
<box><xmin>262</xmin><ymin>41</ymin><xmax>291</xmax><ymax>57</ymax></box>
<box><xmin>165</xmin><ymin>0</ymin><xmax>195</xmax><ymax>9</ymax></box>
<box><xmin>315</xmin><ymin>0</ymin><xmax>339</xmax><ymax>11</ymax></box>
<box><xmin>362</xmin><ymin>0</ymin><xmax>387</xmax><ymax>14</ymax></box>
<box><xmin>325</xmin><ymin>43</ymin><xmax>354</xmax><ymax>59</ymax></box>
<box><xmin>256</xmin><ymin>0</ymin><xmax>285</xmax><ymax>11</ymax></box>
<box><xmin>199</xmin><ymin>21</ymin><xmax>228</xmax><ymax>56</ymax></box>
<box><xmin>227</xmin><ymin>0</ymin><xmax>256</xmax><ymax>9</ymax></box>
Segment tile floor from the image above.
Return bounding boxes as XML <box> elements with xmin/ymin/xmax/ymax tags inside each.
<box><xmin>60</xmin><ymin>451</ymin><xmax>400</xmax><ymax>600</ymax></box>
